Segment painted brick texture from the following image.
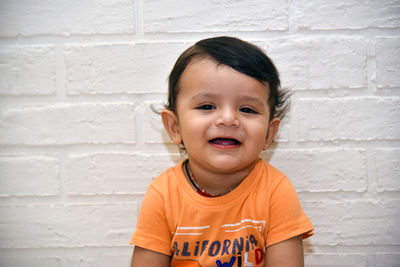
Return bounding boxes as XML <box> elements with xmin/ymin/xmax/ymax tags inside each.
<box><xmin>0</xmin><ymin>45</ymin><xmax>56</xmax><ymax>95</ymax></box>
<box><xmin>0</xmin><ymin>0</ymin><xmax>399</xmax><ymax>266</ymax></box>
<box><xmin>0</xmin><ymin>104</ymin><xmax>136</xmax><ymax>145</ymax></box>
<box><xmin>266</xmin><ymin>37</ymin><xmax>368</xmax><ymax>90</ymax></box>
<box><xmin>0</xmin><ymin>0</ymin><xmax>135</xmax><ymax>37</ymax></box>
<box><xmin>143</xmin><ymin>0</ymin><xmax>289</xmax><ymax>32</ymax></box>
<box><xmin>64</xmin><ymin>42</ymin><xmax>187</xmax><ymax>94</ymax></box>
<box><xmin>0</xmin><ymin>155</ymin><xmax>59</xmax><ymax>196</ymax></box>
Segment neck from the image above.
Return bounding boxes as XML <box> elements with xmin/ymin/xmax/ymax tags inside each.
<box><xmin>184</xmin><ymin>158</ymin><xmax>258</xmax><ymax>197</ymax></box>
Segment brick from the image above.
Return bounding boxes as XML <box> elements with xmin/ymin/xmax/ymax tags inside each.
<box><xmin>0</xmin><ymin>156</ymin><xmax>59</xmax><ymax>196</ymax></box>
<box><xmin>376</xmin><ymin>37</ymin><xmax>400</xmax><ymax>88</ymax></box>
<box><xmin>0</xmin><ymin>257</ymin><xmax>61</xmax><ymax>267</ymax></box>
<box><xmin>0</xmin><ymin>103</ymin><xmax>135</xmax><ymax>145</ymax></box>
<box><xmin>65</xmin><ymin>153</ymin><xmax>181</xmax><ymax>195</ymax></box>
<box><xmin>294</xmin><ymin>0</ymin><xmax>400</xmax><ymax>30</ymax></box>
<box><xmin>265</xmin><ymin>37</ymin><xmax>367</xmax><ymax>90</ymax></box>
<box><xmin>296</xmin><ymin>98</ymin><xmax>400</xmax><ymax>141</ymax></box>
<box><xmin>0</xmin><ymin>45</ymin><xmax>56</xmax><ymax>96</ymax></box>
<box><xmin>143</xmin><ymin>0</ymin><xmax>288</xmax><ymax>33</ymax></box>
<box><xmin>274</xmin><ymin>119</ymin><xmax>290</xmax><ymax>142</ymax></box>
<box><xmin>68</xmin><ymin>254</ymin><xmax>130</xmax><ymax>266</ymax></box>
<box><xmin>0</xmin><ymin>0</ymin><xmax>135</xmax><ymax>37</ymax></box>
<box><xmin>263</xmin><ymin>149</ymin><xmax>368</xmax><ymax>192</ymax></box>
<box><xmin>0</xmin><ymin>203</ymin><xmax>137</xmax><ymax>248</ymax></box>
<box><xmin>305</xmin><ymin>254</ymin><xmax>368</xmax><ymax>267</ymax></box>
<box><xmin>303</xmin><ymin>199</ymin><xmax>400</xmax><ymax>245</ymax></box>
<box><xmin>375</xmin><ymin>254</ymin><xmax>400</xmax><ymax>267</ymax></box>
<box><xmin>64</xmin><ymin>42</ymin><xmax>188</xmax><ymax>94</ymax></box>
<box><xmin>374</xmin><ymin>149</ymin><xmax>400</xmax><ymax>192</ymax></box>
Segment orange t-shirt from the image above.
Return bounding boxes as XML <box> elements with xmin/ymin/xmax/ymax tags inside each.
<box><xmin>130</xmin><ymin>159</ymin><xmax>313</xmax><ymax>266</ymax></box>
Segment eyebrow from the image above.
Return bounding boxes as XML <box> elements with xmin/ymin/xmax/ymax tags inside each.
<box><xmin>190</xmin><ymin>92</ymin><xmax>218</xmax><ymax>101</ymax></box>
<box><xmin>190</xmin><ymin>92</ymin><xmax>266</xmax><ymax>107</ymax></box>
<box><xmin>240</xmin><ymin>95</ymin><xmax>266</xmax><ymax>107</ymax></box>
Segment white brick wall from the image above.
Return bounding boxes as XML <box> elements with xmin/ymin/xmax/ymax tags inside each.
<box><xmin>0</xmin><ymin>0</ymin><xmax>135</xmax><ymax>36</ymax></box>
<box><xmin>0</xmin><ymin>155</ymin><xmax>59</xmax><ymax>196</ymax></box>
<box><xmin>0</xmin><ymin>0</ymin><xmax>399</xmax><ymax>266</ymax></box>
<box><xmin>0</xmin><ymin>45</ymin><xmax>56</xmax><ymax>95</ymax></box>
<box><xmin>143</xmin><ymin>0</ymin><xmax>289</xmax><ymax>32</ymax></box>
<box><xmin>266</xmin><ymin>37</ymin><xmax>368</xmax><ymax>89</ymax></box>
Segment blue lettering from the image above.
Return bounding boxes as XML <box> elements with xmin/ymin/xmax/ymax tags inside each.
<box><xmin>172</xmin><ymin>234</ymin><xmax>260</xmax><ymax>261</ymax></box>
<box><xmin>221</xmin><ymin>239</ymin><xmax>231</xmax><ymax>256</ymax></box>
<box><xmin>194</xmin><ymin>241</ymin><xmax>200</xmax><ymax>256</ymax></box>
<box><xmin>216</xmin><ymin>256</ymin><xmax>236</xmax><ymax>267</ymax></box>
<box><xmin>232</xmin><ymin>237</ymin><xmax>243</xmax><ymax>254</ymax></box>
<box><xmin>182</xmin><ymin>242</ymin><xmax>191</xmax><ymax>256</ymax></box>
<box><xmin>173</xmin><ymin>241</ymin><xmax>180</xmax><ymax>256</ymax></box>
<box><xmin>201</xmin><ymin>240</ymin><xmax>209</xmax><ymax>256</ymax></box>
<box><xmin>245</xmin><ymin>235</ymin><xmax>250</xmax><ymax>252</ymax></box>
<box><xmin>209</xmin><ymin>240</ymin><xmax>221</xmax><ymax>257</ymax></box>
<box><xmin>250</xmin><ymin>234</ymin><xmax>258</xmax><ymax>249</ymax></box>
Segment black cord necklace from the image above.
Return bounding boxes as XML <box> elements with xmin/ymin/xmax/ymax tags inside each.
<box><xmin>184</xmin><ymin>160</ymin><xmax>228</xmax><ymax>198</ymax></box>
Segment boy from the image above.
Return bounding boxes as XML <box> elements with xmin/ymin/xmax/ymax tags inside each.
<box><xmin>130</xmin><ymin>36</ymin><xmax>313</xmax><ymax>267</ymax></box>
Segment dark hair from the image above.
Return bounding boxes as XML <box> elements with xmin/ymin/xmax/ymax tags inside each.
<box><xmin>166</xmin><ymin>36</ymin><xmax>290</xmax><ymax>120</ymax></box>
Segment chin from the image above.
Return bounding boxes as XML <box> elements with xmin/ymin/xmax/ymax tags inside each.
<box><xmin>209</xmin><ymin>158</ymin><xmax>255</xmax><ymax>173</ymax></box>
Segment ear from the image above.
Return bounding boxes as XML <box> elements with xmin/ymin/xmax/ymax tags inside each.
<box><xmin>263</xmin><ymin>118</ymin><xmax>280</xmax><ymax>150</ymax></box>
<box><xmin>161</xmin><ymin>109</ymin><xmax>183</xmax><ymax>145</ymax></box>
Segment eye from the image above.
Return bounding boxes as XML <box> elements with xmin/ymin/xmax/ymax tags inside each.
<box><xmin>240</xmin><ymin>107</ymin><xmax>258</xmax><ymax>114</ymax></box>
<box><xmin>196</xmin><ymin>104</ymin><xmax>216</xmax><ymax>110</ymax></box>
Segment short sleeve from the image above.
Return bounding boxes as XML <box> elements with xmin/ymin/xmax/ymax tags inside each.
<box><xmin>130</xmin><ymin>184</ymin><xmax>172</xmax><ymax>256</ymax></box>
<box><xmin>266</xmin><ymin>176</ymin><xmax>313</xmax><ymax>247</ymax></box>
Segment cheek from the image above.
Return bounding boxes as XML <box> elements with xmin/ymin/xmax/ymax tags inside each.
<box><xmin>178</xmin><ymin>116</ymin><xmax>204</xmax><ymax>137</ymax></box>
<box><xmin>249</xmin><ymin>123</ymin><xmax>269</xmax><ymax>143</ymax></box>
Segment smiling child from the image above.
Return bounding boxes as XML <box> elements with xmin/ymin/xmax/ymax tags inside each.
<box><xmin>130</xmin><ymin>36</ymin><xmax>313</xmax><ymax>267</ymax></box>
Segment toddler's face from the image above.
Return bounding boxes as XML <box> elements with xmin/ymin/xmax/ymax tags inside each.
<box><xmin>163</xmin><ymin>58</ymin><xmax>279</xmax><ymax>174</ymax></box>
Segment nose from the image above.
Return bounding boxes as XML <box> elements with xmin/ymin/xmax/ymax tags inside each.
<box><xmin>215</xmin><ymin>108</ymin><xmax>240</xmax><ymax>128</ymax></box>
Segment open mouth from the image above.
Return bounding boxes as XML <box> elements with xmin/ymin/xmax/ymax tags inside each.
<box><xmin>209</xmin><ymin>138</ymin><xmax>241</xmax><ymax>146</ymax></box>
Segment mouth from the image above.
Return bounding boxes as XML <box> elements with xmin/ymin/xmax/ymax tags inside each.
<box><xmin>209</xmin><ymin>138</ymin><xmax>241</xmax><ymax>148</ymax></box>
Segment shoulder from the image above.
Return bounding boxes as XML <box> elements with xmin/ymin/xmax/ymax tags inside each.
<box><xmin>145</xmin><ymin>161</ymin><xmax>185</xmax><ymax>199</ymax></box>
<box><xmin>260</xmin><ymin>160</ymin><xmax>286</xmax><ymax>177</ymax></box>
<box><xmin>148</xmin><ymin>160</ymin><xmax>180</xmax><ymax>182</ymax></box>
<box><xmin>253</xmin><ymin>160</ymin><xmax>303</xmax><ymax>210</ymax></box>
<box><xmin>258</xmin><ymin>159</ymin><xmax>290</xmax><ymax>190</ymax></box>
